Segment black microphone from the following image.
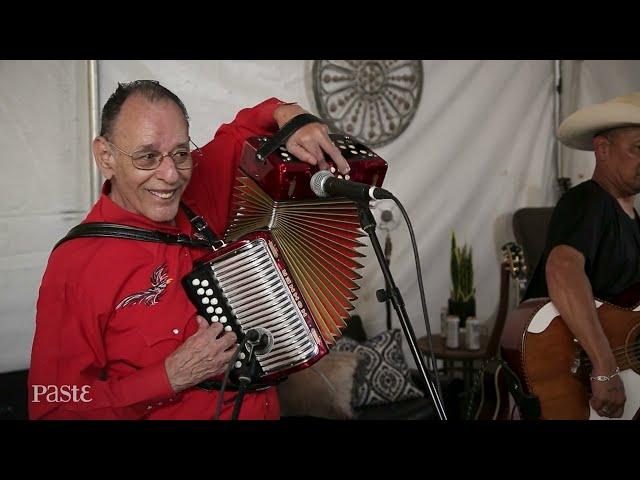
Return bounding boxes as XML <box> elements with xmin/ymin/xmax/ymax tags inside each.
<box><xmin>310</xmin><ymin>170</ymin><xmax>393</xmax><ymax>201</ymax></box>
<box><xmin>244</xmin><ymin>327</ymin><xmax>273</xmax><ymax>355</ymax></box>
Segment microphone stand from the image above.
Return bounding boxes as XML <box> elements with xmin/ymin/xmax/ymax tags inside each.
<box><xmin>355</xmin><ymin>200</ymin><xmax>447</xmax><ymax>420</ymax></box>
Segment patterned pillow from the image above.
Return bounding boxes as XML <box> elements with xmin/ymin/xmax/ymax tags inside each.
<box><xmin>334</xmin><ymin>329</ymin><xmax>424</xmax><ymax>407</ymax></box>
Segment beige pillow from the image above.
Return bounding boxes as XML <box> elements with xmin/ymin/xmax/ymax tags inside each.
<box><xmin>277</xmin><ymin>352</ymin><xmax>359</xmax><ymax>419</ymax></box>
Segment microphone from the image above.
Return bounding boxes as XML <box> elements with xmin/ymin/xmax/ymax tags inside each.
<box><xmin>244</xmin><ymin>327</ymin><xmax>274</xmax><ymax>355</ymax></box>
<box><xmin>310</xmin><ymin>170</ymin><xmax>393</xmax><ymax>201</ymax></box>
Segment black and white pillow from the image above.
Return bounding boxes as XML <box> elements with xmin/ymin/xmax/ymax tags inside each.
<box><xmin>334</xmin><ymin>329</ymin><xmax>423</xmax><ymax>407</ymax></box>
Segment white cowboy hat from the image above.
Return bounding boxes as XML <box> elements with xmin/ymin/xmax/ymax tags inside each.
<box><xmin>557</xmin><ymin>92</ymin><xmax>640</xmax><ymax>151</ymax></box>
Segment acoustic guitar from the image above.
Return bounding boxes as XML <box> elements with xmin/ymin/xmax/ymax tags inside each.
<box><xmin>465</xmin><ymin>242</ymin><xmax>527</xmax><ymax>420</ymax></box>
<box><xmin>501</xmin><ymin>287</ymin><xmax>640</xmax><ymax>420</ymax></box>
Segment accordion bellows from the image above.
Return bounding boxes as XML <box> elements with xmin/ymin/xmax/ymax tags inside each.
<box><xmin>224</xmin><ymin>134</ymin><xmax>387</xmax><ymax>346</ymax></box>
<box><xmin>225</xmin><ymin>171</ymin><xmax>366</xmax><ymax>344</ymax></box>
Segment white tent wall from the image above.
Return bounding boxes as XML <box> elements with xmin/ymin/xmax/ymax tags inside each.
<box><xmin>2</xmin><ymin>60</ymin><xmax>640</xmax><ymax>375</ymax></box>
<box><xmin>0</xmin><ymin>60</ymin><xmax>91</xmax><ymax>373</ymax></box>
<box><xmin>98</xmin><ymin>60</ymin><xmax>558</xmax><ymax>355</ymax></box>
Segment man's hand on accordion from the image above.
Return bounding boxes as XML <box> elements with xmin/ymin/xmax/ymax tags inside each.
<box><xmin>273</xmin><ymin>103</ymin><xmax>350</xmax><ymax>175</ymax></box>
<box><xmin>164</xmin><ymin>316</ymin><xmax>238</xmax><ymax>393</ymax></box>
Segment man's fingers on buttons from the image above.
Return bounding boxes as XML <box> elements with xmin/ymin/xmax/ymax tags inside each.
<box><xmin>319</xmin><ymin>136</ymin><xmax>349</xmax><ymax>174</ymax></box>
<box><xmin>288</xmin><ymin>143</ymin><xmax>317</xmax><ymax>166</ymax></box>
<box><xmin>208</xmin><ymin>322</ymin><xmax>224</xmax><ymax>335</ymax></box>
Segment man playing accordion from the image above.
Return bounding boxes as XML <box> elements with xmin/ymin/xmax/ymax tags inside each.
<box><xmin>28</xmin><ymin>80</ymin><xmax>349</xmax><ymax>420</ymax></box>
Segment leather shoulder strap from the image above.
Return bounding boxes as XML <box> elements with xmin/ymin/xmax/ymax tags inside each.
<box><xmin>53</xmin><ymin>222</ymin><xmax>213</xmax><ymax>251</ymax></box>
<box><xmin>255</xmin><ymin>113</ymin><xmax>324</xmax><ymax>163</ymax></box>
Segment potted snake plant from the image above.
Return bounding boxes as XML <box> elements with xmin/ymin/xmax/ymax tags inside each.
<box><xmin>448</xmin><ymin>231</ymin><xmax>476</xmax><ymax>328</ymax></box>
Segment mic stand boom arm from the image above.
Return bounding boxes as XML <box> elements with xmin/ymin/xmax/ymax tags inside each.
<box><xmin>355</xmin><ymin>200</ymin><xmax>447</xmax><ymax>420</ymax></box>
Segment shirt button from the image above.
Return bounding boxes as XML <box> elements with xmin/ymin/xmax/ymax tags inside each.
<box><xmin>147</xmin><ymin>405</ymin><xmax>153</xmax><ymax>410</ymax></box>
<box><xmin>157</xmin><ymin>402</ymin><xmax>163</xmax><ymax>406</ymax></box>
<box><xmin>172</xmin><ymin>328</ymin><xmax>179</xmax><ymax>335</ymax></box>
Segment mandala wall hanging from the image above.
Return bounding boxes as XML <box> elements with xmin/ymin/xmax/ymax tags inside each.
<box><xmin>312</xmin><ymin>60</ymin><xmax>423</xmax><ymax>148</ymax></box>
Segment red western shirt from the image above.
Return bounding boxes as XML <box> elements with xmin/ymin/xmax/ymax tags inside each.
<box><xmin>28</xmin><ymin>98</ymin><xmax>286</xmax><ymax>420</ymax></box>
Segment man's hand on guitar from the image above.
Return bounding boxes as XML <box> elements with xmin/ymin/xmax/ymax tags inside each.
<box><xmin>589</xmin><ymin>364</ymin><xmax>626</xmax><ymax>418</ymax></box>
<box><xmin>273</xmin><ymin>103</ymin><xmax>350</xmax><ymax>175</ymax></box>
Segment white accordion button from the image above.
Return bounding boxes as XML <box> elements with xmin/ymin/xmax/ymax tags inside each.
<box><xmin>201</xmin><ymin>280</ymin><xmax>209</xmax><ymax>287</ymax></box>
<box><xmin>196</xmin><ymin>288</ymin><xmax>204</xmax><ymax>295</ymax></box>
<box><xmin>345</xmin><ymin>175</ymin><xmax>350</xmax><ymax>180</ymax></box>
<box><xmin>202</xmin><ymin>297</ymin><xmax>210</xmax><ymax>304</ymax></box>
<box><xmin>206</xmin><ymin>306</ymin><xmax>214</xmax><ymax>314</ymax></box>
<box><xmin>224</xmin><ymin>326</ymin><xmax>232</xmax><ymax>332</ymax></box>
<box><xmin>350</xmin><ymin>150</ymin><xmax>358</xmax><ymax>155</ymax></box>
<box><xmin>211</xmin><ymin>315</ymin><xmax>219</xmax><ymax>322</ymax></box>
<box><xmin>211</xmin><ymin>298</ymin><xmax>219</xmax><ymax>305</ymax></box>
<box><xmin>235</xmin><ymin>361</ymin><xmax>242</xmax><ymax>369</ymax></box>
<box><xmin>220</xmin><ymin>316</ymin><xmax>227</xmax><ymax>323</ymax></box>
<box><xmin>330</xmin><ymin>166</ymin><xmax>336</xmax><ymax>173</ymax></box>
<box><xmin>205</xmin><ymin>289</ymin><xmax>213</xmax><ymax>296</ymax></box>
<box><xmin>191</xmin><ymin>279</ymin><xmax>200</xmax><ymax>286</ymax></box>
<box><xmin>238</xmin><ymin>352</ymin><xmax>246</xmax><ymax>360</ymax></box>
<box><xmin>215</xmin><ymin>307</ymin><xmax>223</xmax><ymax>314</ymax></box>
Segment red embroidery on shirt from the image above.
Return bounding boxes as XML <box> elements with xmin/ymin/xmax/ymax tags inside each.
<box><xmin>116</xmin><ymin>264</ymin><xmax>173</xmax><ymax>309</ymax></box>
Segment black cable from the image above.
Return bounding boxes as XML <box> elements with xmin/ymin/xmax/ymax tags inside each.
<box><xmin>392</xmin><ymin>196</ymin><xmax>444</xmax><ymax>400</ymax></box>
<box><xmin>213</xmin><ymin>342</ymin><xmax>245</xmax><ymax>420</ymax></box>
<box><xmin>231</xmin><ymin>373</ymin><xmax>251</xmax><ymax>420</ymax></box>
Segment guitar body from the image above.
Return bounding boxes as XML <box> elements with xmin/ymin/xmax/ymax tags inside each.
<box><xmin>470</xmin><ymin>362</ymin><xmax>511</xmax><ymax>420</ymax></box>
<box><xmin>501</xmin><ymin>294</ymin><xmax>640</xmax><ymax>420</ymax></box>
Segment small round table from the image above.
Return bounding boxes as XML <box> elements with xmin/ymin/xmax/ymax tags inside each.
<box><xmin>417</xmin><ymin>333</ymin><xmax>490</xmax><ymax>392</ymax></box>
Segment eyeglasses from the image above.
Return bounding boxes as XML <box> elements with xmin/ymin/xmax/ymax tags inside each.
<box><xmin>106</xmin><ymin>137</ymin><xmax>203</xmax><ymax>170</ymax></box>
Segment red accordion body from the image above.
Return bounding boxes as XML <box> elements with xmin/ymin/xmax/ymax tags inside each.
<box><xmin>183</xmin><ymin>134</ymin><xmax>387</xmax><ymax>381</ymax></box>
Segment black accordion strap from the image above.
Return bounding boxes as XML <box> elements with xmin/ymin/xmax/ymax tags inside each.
<box><xmin>179</xmin><ymin>202</ymin><xmax>225</xmax><ymax>249</ymax></box>
<box><xmin>53</xmin><ymin>222</ymin><xmax>213</xmax><ymax>251</ymax></box>
<box><xmin>53</xmin><ymin>204</ymin><xmax>222</xmax><ymax>251</ymax></box>
<box><xmin>255</xmin><ymin>113</ymin><xmax>324</xmax><ymax>163</ymax></box>
<box><xmin>197</xmin><ymin>377</ymin><xmax>284</xmax><ymax>393</ymax></box>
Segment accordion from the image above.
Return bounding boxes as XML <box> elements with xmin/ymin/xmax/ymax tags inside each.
<box><xmin>182</xmin><ymin>134</ymin><xmax>387</xmax><ymax>383</ymax></box>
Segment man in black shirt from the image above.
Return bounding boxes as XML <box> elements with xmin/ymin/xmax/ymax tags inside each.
<box><xmin>524</xmin><ymin>92</ymin><xmax>640</xmax><ymax>419</ymax></box>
